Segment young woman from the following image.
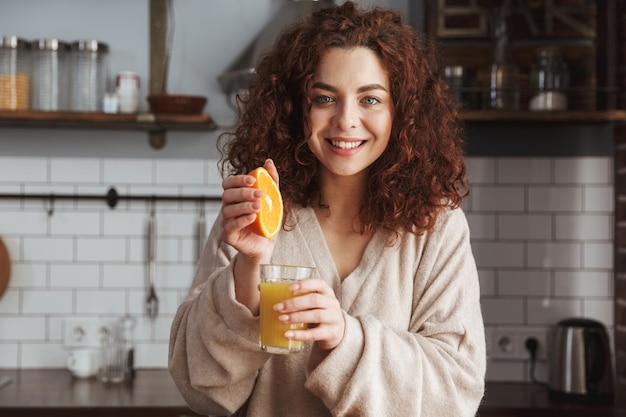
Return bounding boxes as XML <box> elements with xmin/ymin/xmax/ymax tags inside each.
<box><xmin>169</xmin><ymin>3</ymin><xmax>485</xmax><ymax>416</ymax></box>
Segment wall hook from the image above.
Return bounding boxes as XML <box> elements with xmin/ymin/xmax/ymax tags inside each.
<box><xmin>150</xmin><ymin>196</ymin><xmax>156</xmax><ymax>217</ymax></box>
<box><xmin>46</xmin><ymin>194</ymin><xmax>55</xmax><ymax>216</ymax></box>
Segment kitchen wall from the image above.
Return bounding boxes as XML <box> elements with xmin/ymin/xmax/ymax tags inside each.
<box><xmin>467</xmin><ymin>155</ymin><xmax>614</xmax><ymax>382</ymax></box>
<box><xmin>0</xmin><ymin>0</ymin><xmax>615</xmax><ymax>384</ymax></box>
<box><xmin>0</xmin><ymin>155</ymin><xmax>223</xmax><ymax>368</ymax></box>
<box><xmin>0</xmin><ymin>154</ymin><xmax>614</xmax><ymax>379</ymax></box>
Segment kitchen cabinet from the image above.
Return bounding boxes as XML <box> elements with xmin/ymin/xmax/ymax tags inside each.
<box><xmin>426</xmin><ymin>1</ymin><xmax>622</xmax><ymax>116</ymax></box>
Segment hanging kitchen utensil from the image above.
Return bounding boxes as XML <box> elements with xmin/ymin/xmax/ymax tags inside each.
<box><xmin>146</xmin><ymin>202</ymin><xmax>159</xmax><ymax>319</ymax></box>
<box><xmin>197</xmin><ymin>203</ymin><xmax>206</xmax><ymax>262</ymax></box>
<box><xmin>0</xmin><ymin>237</ymin><xmax>11</xmax><ymax>300</ymax></box>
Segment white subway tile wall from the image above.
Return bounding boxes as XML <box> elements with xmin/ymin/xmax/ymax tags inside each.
<box><xmin>0</xmin><ymin>156</ymin><xmax>615</xmax><ymax>385</ymax></box>
<box><xmin>467</xmin><ymin>156</ymin><xmax>614</xmax><ymax>382</ymax></box>
<box><xmin>0</xmin><ymin>156</ymin><xmax>222</xmax><ymax>369</ymax></box>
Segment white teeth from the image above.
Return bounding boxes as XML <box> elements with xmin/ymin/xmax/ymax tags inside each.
<box><xmin>330</xmin><ymin>140</ymin><xmax>363</xmax><ymax>149</ymax></box>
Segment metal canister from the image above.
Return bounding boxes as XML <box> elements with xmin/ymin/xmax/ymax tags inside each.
<box><xmin>0</xmin><ymin>36</ymin><xmax>31</xmax><ymax>111</ymax></box>
<box><xmin>443</xmin><ymin>65</ymin><xmax>476</xmax><ymax>110</ymax></box>
<box><xmin>70</xmin><ymin>40</ymin><xmax>109</xmax><ymax>112</ymax></box>
<box><xmin>31</xmin><ymin>39</ymin><xmax>70</xmax><ymax>111</ymax></box>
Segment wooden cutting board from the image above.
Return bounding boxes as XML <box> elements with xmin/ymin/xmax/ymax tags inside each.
<box><xmin>0</xmin><ymin>237</ymin><xmax>11</xmax><ymax>299</ymax></box>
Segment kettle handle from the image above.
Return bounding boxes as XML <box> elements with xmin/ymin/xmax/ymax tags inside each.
<box><xmin>584</xmin><ymin>329</ymin><xmax>606</xmax><ymax>390</ymax></box>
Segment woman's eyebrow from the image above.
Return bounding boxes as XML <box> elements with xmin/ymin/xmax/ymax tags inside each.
<box><xmin>311</xmin><ymin>82</ymin><xmax>337</xmax><ymax>92</ymax></box>
<box><xmin>311</xmin><ymin>82</ymin><xmax>388</xmax><ymax>93</ymax></box>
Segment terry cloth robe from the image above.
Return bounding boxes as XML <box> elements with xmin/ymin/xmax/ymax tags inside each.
<box><xmin>169</xmin><ymin>206</ymin><xmax>486</xmax><ymax>417</ymax></box>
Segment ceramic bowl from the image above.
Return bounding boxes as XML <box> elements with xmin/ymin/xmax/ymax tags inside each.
<box><xmin>147</xmin><ymin>94</ymin><xmax>207</xmax><ymax>114</ymax></box>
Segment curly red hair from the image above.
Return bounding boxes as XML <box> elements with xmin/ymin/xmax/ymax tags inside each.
<box><xmin>219</xmin><ymin>1</ymin><xmax>468</xmax><ymax>236</ymax></box>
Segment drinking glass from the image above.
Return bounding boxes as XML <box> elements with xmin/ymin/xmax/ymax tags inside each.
<box><xmin>259</xmin><ymin>264</ymin><xmax>316</xmax><ymax>354</ymax></box>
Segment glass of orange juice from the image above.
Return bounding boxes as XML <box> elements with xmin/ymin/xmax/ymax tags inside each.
<box><xmin>259</xmin><ymin>264</ymin><xmax>316</xmax><ymax>354</ymax></box>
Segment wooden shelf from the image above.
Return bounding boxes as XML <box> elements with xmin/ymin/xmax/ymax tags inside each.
<box><xmin>1</xmin><ymin>110</ymin><xmax>623</xmax><ymax>130</ymax></box>
<box><xmin>0</xmin><ymin>110</ymin><xmax>218</xmax><ymax>131</ymax></box>
<box><xmin>461</xmin><ymin>110</ymin><xmax>626</xmax><ymax>123</ymax></box>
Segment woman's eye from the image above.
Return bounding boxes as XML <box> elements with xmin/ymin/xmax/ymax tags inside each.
<box><xmin>362</xmin><ymin>96</ymin><xmax>381</xmax><ymax>105</ymax></box>
<box><xmin>313</xmin><ymin>95</ymin><xmax>333</xmax><ymax>104</ymax></box>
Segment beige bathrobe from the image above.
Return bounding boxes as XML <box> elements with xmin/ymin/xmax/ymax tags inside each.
<box><xmin>169</xmin><ymin>206</ymin><xmax>486</xmax><ymax>417</ymax></box>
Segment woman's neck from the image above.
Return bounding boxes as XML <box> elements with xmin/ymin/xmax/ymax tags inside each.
<box><xmin>316</xmin><ymin>170</ymin><xmax>366</xmax><ymax>229</ymax></box>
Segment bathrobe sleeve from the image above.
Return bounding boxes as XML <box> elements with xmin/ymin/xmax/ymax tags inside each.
<box><xmin>168</xmin><ymin>216</ymin><xmax>266</xmax><ymax>416</ymax></box>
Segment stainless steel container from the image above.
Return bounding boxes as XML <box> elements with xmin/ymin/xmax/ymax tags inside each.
<box><xmin>0</xmin><ymin>36</ymin><xmax>31</xmax><ymax>111</ymax></box>
<box><xmin>443</xmin><ymin>65</ymin><xmax>477</xmax><ymax>110</ymax></box>
<box><xmin>31</xmin><ymin>38</ymin><xmax>70</xmax><ymax>111</ymax></box>
<box><xmin>70</xmin><ymin>40</ymin><xmax>109</xmax><ymax>112</ymax></box>
<box><xmin>549</xmin><ymin>317</ymin><xmax>613</xmax><ymax>402</ymax></box>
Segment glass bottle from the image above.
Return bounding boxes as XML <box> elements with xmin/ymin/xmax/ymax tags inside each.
<box><xmin>528</xmin><ymin>47</ymin><xmax>569</xmax><ymax>111</ymax></box>
<box><xmin>484</xmin><ymin>5</ymin><xmax>520</xmax><ymax>110</ymax></box>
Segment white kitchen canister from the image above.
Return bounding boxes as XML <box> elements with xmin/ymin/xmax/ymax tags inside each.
<box><xmin>116</xmin><ymin>71</ymin><xmax>140</xmax><ymax>113</ymax></box>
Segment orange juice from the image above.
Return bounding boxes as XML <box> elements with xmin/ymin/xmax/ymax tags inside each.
<box><xmin>259</xmin><ymin>281</ymin><xmax>306</xmax><ymax>353</ymax></box>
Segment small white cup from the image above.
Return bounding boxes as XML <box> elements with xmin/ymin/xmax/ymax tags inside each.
<box><xmin>67</xmin><ymin>348</ymin><xmax>100</xmax><ymax>378</ymax></box>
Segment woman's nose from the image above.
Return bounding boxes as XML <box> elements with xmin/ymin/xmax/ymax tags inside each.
<box><xmin>332</xmin><ymin>101</ymin><xmax>359</xmax><ymax>130</ymax></box>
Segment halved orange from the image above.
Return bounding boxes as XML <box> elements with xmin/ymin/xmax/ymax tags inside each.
<box><xmin>248</xmin><ymin>166</ymin><xmax>283</xmax><ymax>239</ymax></box>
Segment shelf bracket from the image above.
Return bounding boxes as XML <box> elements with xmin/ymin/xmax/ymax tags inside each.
<box><xmin>149</xmin><ymin>0</ymin><xmax>168</xmax><ymax>149</ymax></box>
<box><xmin>149</xmin><ymin>131</ymin><xmax>167</xmax><ymax>149</ymax></box>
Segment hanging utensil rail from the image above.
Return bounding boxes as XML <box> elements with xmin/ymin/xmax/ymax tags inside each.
<box><xmin>0</xmin><ymin>186</ymin><xmax>221</xmax><ymax>215</ymax></box>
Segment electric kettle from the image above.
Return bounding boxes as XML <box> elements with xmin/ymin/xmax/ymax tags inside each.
<box><xmin>548</xmin><ymin>317</ymin><xmax>613</xmax><ymax>402</ymax></box>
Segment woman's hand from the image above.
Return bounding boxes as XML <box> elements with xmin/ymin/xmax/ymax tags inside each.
<box><xmin>220</xmin><ymin>159</ymin><xmax>279</xmax><ymax>262</ymax></box>
<box><xmin>221</xmin><ymin>159</ymin><xmax>279</xmax><ymax>313</ymax></box>
<box><xmin>274</xmin><ymin>278</ymin><xmax>346</xmax><ymax>350</ymax></box>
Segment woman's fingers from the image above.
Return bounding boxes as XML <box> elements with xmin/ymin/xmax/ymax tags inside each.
<box><xmin>221</xmin><ymin>176</ymin><xmax>260</xmax><ymax>205</ymax></box>
<box><xmin>262</xmin><ymin>159</ymin><xmax>280</xmax><ymax>186</ymax></box>
<box><xmin>221</xmin><ymin>175</ymin><xmax>262</xmax><ymax>226</ymax></box>
<box><xmin>273</xmin><ymin>278</ymin><xmax>345</xmax><ymax>350</ymax></box>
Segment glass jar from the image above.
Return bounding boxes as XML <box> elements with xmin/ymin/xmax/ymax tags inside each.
<box><xmin>485</xmin><ymin>63</ymin><xmax>520</xmax><ymax>110</ymax></box>
<box><xmin>0</xmin><ymin>36</ymin><xmax>31</xmax><ymax>111</ymax></box>
<box><xmin>70</xmin><ymin>40</ymin><xmax>109</xmax><ymax>112</ymax></box>
<box><xmin>483</xmin><ymin>6</ymin><xmax>520</xmax><ymax>111</ymax></box>
<box><xmin>31</xmin><ymin>39</ymin><xmax>70</xmax><ymax>111</ymax></box>
<box><xmin>529</xmin><ymin>47</ymin><xmax>569</xmax><ymax>111</ymax></box>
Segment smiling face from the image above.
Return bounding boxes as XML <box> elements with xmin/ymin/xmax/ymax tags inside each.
<box><xmin>305</xmin><ymin>47</ymin><xmax>393</xmax><ymax>181</ymax></box>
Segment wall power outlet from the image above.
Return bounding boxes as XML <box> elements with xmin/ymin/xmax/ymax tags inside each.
<box><xmin>63</xmin><ymin>317</ymin><xmax>118</xmax><ymax>349</ymax></box>
<box><xmin>490</xmin><ymin>326</ymin><xmax>550</xmax><ymax>360</ymax></box>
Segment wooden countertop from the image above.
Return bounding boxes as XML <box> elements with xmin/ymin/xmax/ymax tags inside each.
<box><xmin>0</xmin><ymin>369</ymin><xmax>624</xmax><ymax>416</ymax></box>
<box><xmin>0</xmin><ymin>369</ymin><xmax>198</xmax><ymax>417</ymax></box>
<box><xmin>480</xmin><ymin>382</ymin><xmax>625</xmax><ymax>417</ymax></box>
